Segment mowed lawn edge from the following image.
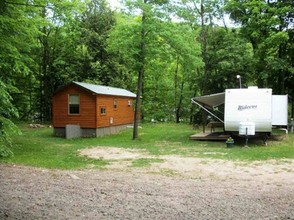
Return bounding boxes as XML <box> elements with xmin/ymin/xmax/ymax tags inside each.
<box><xmin>0</xmin><ymin>123</ymin><xmax>293</xmax><ymax>169</ymax></box>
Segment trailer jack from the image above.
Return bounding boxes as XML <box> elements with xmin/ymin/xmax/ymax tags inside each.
<box><xmin>263</xmin><ymin>133</ymin><xmax>270</xmax><ymax>146</ymax></box>
<box><xmin>244</xmin><ymin>128</ymin><xmax>249</xmax><ymax>147</ymax></box>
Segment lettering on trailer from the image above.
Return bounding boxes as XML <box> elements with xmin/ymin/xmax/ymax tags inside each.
<box><xmin>237</xmin><ymin>105</ymin><xmax>257</xmax><ymax>111</ymax></box>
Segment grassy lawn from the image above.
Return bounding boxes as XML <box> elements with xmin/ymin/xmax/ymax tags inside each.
<box><xmin>0</xmin><ymin>123</ymin><xmax>294</xmax><ymax>170</ymax></box>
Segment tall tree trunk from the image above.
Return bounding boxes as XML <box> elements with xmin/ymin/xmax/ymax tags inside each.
<box><xmin>174</xmin><ymin>55</ymin><xmax>179</xmax><ymax>122</ymax></box>
<box><xmin>190</xmin><ymin>88</ymin><xmax>197</xmax><ymax>124</ymax></box>
<box><xmin>200</xmin><ymin>0</ymin><xmax>208</xmax><ymax>133</ymax></box>
<box><xmin>292</xmin><ymin>94</ymin><xmax>294</xmax><ymax>119</ymax></box>
<box><xmin>39</xmin><ymin>7</ymin><xmax>53</xmax><ymax>122</ymax></box>
<box><xmin>176</xmin><ymin>80</ymin><xmax>185</xmax><ymax>123</ymax></box>
<box><xmin>133</xmin><ymin>65</ymin><xmax>144</xmax><ymax>140</ymax></box>
<box><xmin>133</xmin><ymin>1</ymin><xmax>146</xmax><ymax>140</ymax></box>
<box><xmin>278</xmin><ymin>38</ymin><xmax>285</xmax><ymax>94</ymax></box>
<box><xmin>41</xmin><ymin>26</ymin><xmax>49</xmax><ymax>121</ymax></box>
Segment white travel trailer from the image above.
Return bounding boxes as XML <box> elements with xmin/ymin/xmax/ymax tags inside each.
<box><xmin>192</xmin><ymin>87</ymin><xmax>288</xmax><ymax>136</ymax></box>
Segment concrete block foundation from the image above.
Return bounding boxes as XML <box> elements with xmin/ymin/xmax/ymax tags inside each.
<box><xmin>54</xmin><ymin>124</ymin><xmax>132</xmax><ymax>138</ymax></box>
<box><xmin>65</xmin><ymin>125</ymin><xmax>81</xmax><ymax>139</ymax></box>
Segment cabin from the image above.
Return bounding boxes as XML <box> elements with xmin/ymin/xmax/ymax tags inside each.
<box><xmin>52</xmin><ymin>81</ymin><xmax>136</xmax><ymax>138</ymax></box>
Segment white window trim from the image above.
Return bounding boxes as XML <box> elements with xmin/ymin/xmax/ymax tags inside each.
<box><xmin>68</xmin><ymin>94</ymin><xmax>80</xmax><ymax>115</ymax></box>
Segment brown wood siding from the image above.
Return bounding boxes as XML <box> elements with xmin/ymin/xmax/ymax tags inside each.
<box><xmin>53</xmin><ymin>85</ymin><xmax>96</xmax><ymax>128</ymax></box>
<box><xmin>96</xmin><ymin>95</ymin><xmax>135</xmax><ymax>128</ymax></box>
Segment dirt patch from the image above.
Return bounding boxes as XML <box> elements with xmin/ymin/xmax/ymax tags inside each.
<box><xmin>1</xmin><ymin>147</ymin><xmax>293</xmax><ymax>219</ymax></box>
<box><xmin>79</xmin><ymin>147</ymin><xmax>294</xmax><ymax>183</ymax></box>
<box><xmin>156</xmin><ymin>156</ymin><xmax>294</xmax><ymax>182</ymax></box>
<box><xmin>78</xmin><ymin>147</ymin><xmax>152</xmax><ymax>160</ymax></box>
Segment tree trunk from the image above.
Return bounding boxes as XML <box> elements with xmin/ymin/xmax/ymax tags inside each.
<box><xmin>133</xmin><ymin>1</ymin><xmax>147</xmax><ymax>140</ymax></box>
<box><xmin>174</xmin><ymin>55</ymin><xmax>179</xmax><ymax>122</ymax></box>
<box><xmin>200</xmin><ymin>0</ymin><xmax>208</xmax><ymax>133</ymax></box>
<box><xmin>133</xmin><ymin>66</ymin><xmax>144</xmax><ymax>140</ymax></box>
<box><xmin>176</xmin><ymin>80</ymin><xmax>185</xmax><ymax>123</ymax></box>
<box><xmin>39</xmin><ymin>7</ymin><xmax>53</xmax><ymax>122</ymax></box>
<box><xmin>292</xmin><ymin>93</ymin><xmax>294</xmax><ymax>119</ymax></box>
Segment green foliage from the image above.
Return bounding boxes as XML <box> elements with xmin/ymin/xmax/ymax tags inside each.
<box><xmin>205</xmin><ymin>28</ymin><xmax>254</xmax><ymax>90</ymax></box>
<box><xmin>0</xmin><ymin>81</ymin><xmax>18</xmax><ymax>118</ymax></box>
<box><xmin>77</xmin><ymin>0</ymin><xmax>121</xmax><ymax>85</ymax></box>
<box><xmin>131</xmin><ymin>158</ymin><xmax>164</xmax><ymax>167</ymax></box>
<box><xmin>0</xmin><ymin>81</ymin><xmax>21</xmax><ymax>157</ymax></box>
<box><xmin>0</xmin><ymin>0</ymin><xmax>40</xmax><ymax>79</ymax></box>
<box><xmin>0</xmin><ymin>146</ymin><xmax>13</xmax><ymax>158</ymax></box>
<box><xmin>225</xmin><ymin>0</ymin><xmax>294</xmax><ymax>94</ymax></box>
<box><xmin>107</xmin><ymin>14</ymin><xmax>141</xmax><ymax>75</ymax></box>
<box><xmin>108</xmin><ymin>7</ymin><xmax>203</xmax><ymax>122</ymax></box>
<box><xmin>0</xmin><ymin>0</ymin><xmax>293</xmax><ymax>128</ymax></box>
<box><xmin>0</xmin><ymin>117</ymin><xmax>22</xmax><ymax>158</ymax></box>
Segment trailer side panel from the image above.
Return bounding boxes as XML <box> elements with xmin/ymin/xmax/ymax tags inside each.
<box><xmin>224</xmin><ymin>88</ymin><xmax>272</xmax><ymax>132</ymax></box>
<box><xmin>272</xmin><ymin>95</ymin><xmax>288</xmax><ymax>126</ymax></box>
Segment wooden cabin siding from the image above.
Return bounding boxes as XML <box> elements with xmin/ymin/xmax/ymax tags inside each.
<box><xmin>96</xmin><ymin>95</ymin><xmax>134</xmax><ymax>128</ymax></box>
<box><xmin>53</xmin><ymin>86</ymin><xmax>96</xmax><ymax>128</ymax></box>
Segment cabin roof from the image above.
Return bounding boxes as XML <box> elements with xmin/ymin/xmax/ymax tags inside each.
<box><xmin>70</xmin><ymin>81</ymin><xmax>136</xmax><ymax>98</ymax></box>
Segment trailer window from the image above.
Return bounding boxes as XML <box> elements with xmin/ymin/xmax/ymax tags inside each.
<box><xmin>69</xmin><ymin>94</ymin><xmax>80</xmax><ymax>114</ymax></box>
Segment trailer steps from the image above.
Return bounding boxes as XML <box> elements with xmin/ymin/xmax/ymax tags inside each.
<box><xmin>190</xmin><ymin>132</ymin><xmax>230</xmax><ymax>141</ymax></box>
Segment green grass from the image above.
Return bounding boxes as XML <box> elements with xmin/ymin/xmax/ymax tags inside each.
<box><xmin>0</xmin><ymin>123</ymin><xmax>294</xmax><ymax>170</ymax></box>
<box><xmin>131</xmin><ymin>158</ymin><xmax>164</xmax><ymax>168</ymax></box>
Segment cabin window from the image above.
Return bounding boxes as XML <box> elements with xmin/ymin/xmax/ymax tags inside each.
<box><xmin>69</xmin><ymin>94</ymin><xmax>80</xmax><ymax>114</ymax></box>
<box><xmin>114</xmin><ymin>99</ymin><xmax>118</xmax><ymax>109</ymax></box>
<box><xmin>128</xmin><ymin>100</ymin><xmax>132</xmax><ymax>106</ymax></box>
<box><xmin>100</xmin><ymin>107</ymin><xmax>106</xmax><ymax>115</ymax></box>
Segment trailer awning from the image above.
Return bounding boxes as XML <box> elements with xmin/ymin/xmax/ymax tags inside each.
<box><xmin>191</xmin><ymin>92</ymin><xmax>225</xmax><ymax>123</ymax></box>
<box><xmin>192</xmin><ymin>92</ymin><xmax>225</xmax><ymax>108</ymax></box>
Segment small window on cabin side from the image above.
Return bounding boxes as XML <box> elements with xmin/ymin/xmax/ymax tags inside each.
<box><xmin>114</xmin><ymin>99</ymin><xmax>118</xmax><ymax>109</ymax></box>
<box><xmin>69</xmin><ymin>94</ymin><xmax>80</xmax><ymax>114</ymax></box>
<box><xmin>128</xmin><ymin>100</ymin><xmax>132</xmax><ymax>106</ymax></box>
<box><xmin>100</xmin><ymin>107</ymin><xmax>106</xmax><ymax>115</ymax></box>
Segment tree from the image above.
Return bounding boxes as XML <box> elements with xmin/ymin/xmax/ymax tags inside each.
<box><xmin>225</xmin><ymin>0</ymin><xmax>293</xmax><ymax>93</ymax></box>
<box><xmin>205</xmin><ymin>28</ymin><xmax>254</xmax><ymax>91</ymax></box>
<box><xmin>36</xmin><ymin>0</ymin><xmax>85</xmax><ymax>121</ymax></box>
<box><xmin>157</xmin><ymin>22</ymin><xmax>203</xmax><ymax>123</ymax></box>
<box><xmin>131</xmin><ymin>0</ymin><xmax>149</xmax><ymax>139</ymax></box>
<box><xmin>108</xmin><ymin>1</ymin><xmax>203</xmax><ymax>136</ymax></box>
<box><xmin>175</xmin><ymin>0</ymin><xmax>227</xmax><ymax>129</ymax></box>
<box><xmin>0</xmin><ymin>0</ymin><xmax>41</xmax><ymax>155</ymax></box>
<box><xmin>109</xmin><ymin>0</ymin><xmax>169</xmax><ymax>139</ymax></box>
<box><xmin>0</xmin><ymin>81</ymin><xmax>21</xmax><ymax>157</ymax></box>
<box><xmin>78</xmin><ymin>0</ymin><xmax>119</xmax><ymax>84</ymax></box>
<box><xmin>226</xmin><ymin>0</ymin><xmax>294</xmax><ymax>118</ymax></box>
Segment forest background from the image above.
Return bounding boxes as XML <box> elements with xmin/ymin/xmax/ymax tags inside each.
<box><xmin>0</xmin><ymin>0</ymin><xmax>293</xmax><ymax>152</ymax></box>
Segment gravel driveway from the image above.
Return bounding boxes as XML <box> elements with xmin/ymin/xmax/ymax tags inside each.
<box><xmin>0</xmin><ymin>160</ymin><xmax>293</xmax><ymax>220</ymax></box>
